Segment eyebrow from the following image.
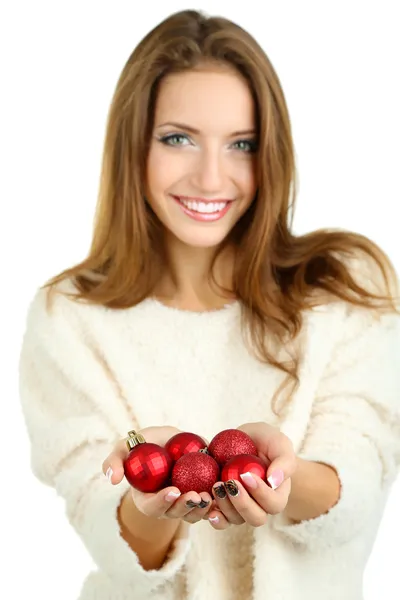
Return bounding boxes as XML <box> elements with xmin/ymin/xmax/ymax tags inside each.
<box><xmin>155</xmin><ymin>122</ymin><xmax>257</xmax><ymax>137</ymax></box>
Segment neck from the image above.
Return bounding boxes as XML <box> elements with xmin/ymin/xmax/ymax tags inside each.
<box><xmin>155</xmin><ymin>235</ymin><xmax>236</xmax><ymax>311</ymax></box>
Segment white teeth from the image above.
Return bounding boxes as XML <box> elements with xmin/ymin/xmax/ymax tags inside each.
<box><xmin>179</xmin><ymin>198</ymin><xmax>227</xmax><ymax>213</ymax></box>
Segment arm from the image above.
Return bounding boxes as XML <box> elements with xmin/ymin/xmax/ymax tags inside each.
<box><xmin>273</xmin><ymin>304</ymin><xmax>400</xmax><ymax>548</ymax></box>
<box><xmin>285</xmin><ymin>457</ymin><xmax>340</xmax><ymax>523</ymax></box>
<box><xmin>118</xmin><ymin>489</ymin><xmax>183</xmax><ymax>571</ymax></box>
<box><xmin>18</xmin><ymin>285</ymin><xmax>190</xmax><ymax>594</ymax></box>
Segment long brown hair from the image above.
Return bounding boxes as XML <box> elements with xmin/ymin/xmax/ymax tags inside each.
<box><xmin>44</xmin><ymin>9</ymin><xmax>399</xmax><ymax>413</ymax></box>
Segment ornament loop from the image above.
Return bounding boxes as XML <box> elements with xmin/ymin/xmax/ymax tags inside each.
<box><xmin>126</xmin><ymin>429</ymin><xmax>146</xmax><ymax>451</ymax></box>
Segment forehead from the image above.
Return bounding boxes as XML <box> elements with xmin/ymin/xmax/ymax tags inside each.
<box><xmin>154</xmin><ymin>67</ymin><xmax>256</xmax><ymax>131</ymax></box>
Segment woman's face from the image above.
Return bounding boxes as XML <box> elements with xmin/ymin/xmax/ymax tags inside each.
<box><xmin>146</xmin><ymin>66</ymin><xmax>258</xmax><ymax>249</ymax></box>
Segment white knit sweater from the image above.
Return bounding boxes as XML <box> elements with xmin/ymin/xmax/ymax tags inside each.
<box><xmin>18</xmin><ymin>278</ymin><xmax>400</xmax><ymax>600</ymax></box>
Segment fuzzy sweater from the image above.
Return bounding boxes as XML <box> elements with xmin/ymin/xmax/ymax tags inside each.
<box><xmin>18</xmin><ymin>277</ymin><xmax>400</xmax><ymax>600</ymax></box>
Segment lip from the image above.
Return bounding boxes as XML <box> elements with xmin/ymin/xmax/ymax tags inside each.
<box><xmin>174</xmin><ymin>195</ymin><xmax>234</xmax><ymax>204</ymax></box>
<box><xmin>171</xmin><ymin>195</ymin><xmax>232</xmax><ymax>222</ymax></box>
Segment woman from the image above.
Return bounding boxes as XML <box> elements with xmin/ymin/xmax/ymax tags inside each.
<box><xmin>19</xmin><ymin>9</ymin><xmax>400</xmax><ymax>600</ymax></box>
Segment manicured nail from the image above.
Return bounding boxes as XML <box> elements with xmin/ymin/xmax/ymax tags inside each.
<box><xmin>165</xmin><ymin>491</ymin><xmax>181</xmax><ymax>502</ymax></box>
<box><xmin>105</xmin><ymin>466</ymin><xmax>113</xmax><ymax>483</ymax></box>
<box><xmin>209</xmin><ymin>515</ymin><xmax>219</xmax><ymax>524</ymax></box>
<box><xmin>224</xmin><ymin>480</ymin><xmax>239</xmax><ymax>497</ymax></box>
<box><xmin>267</xmin><ymin>469</ymin><xmax>284</xmax><ymax>490</ymax></box>
<box><xmin>185</xmin><ymin>500</ymin><xmax>201</xmax><ymax>509</ymax></box>
<box><xmin>198</xmin><ymin>499</ymin><xmax>210</xmax><ymax>509</ymax></box>
<box><xmin>213</xmin><ymin>484</ymin><xmax>227</xmax><ymax>499</ymax></box>
<box><xmin>240</xmin><ymin>472</ymin><xmax>258</xmax><ymax>489</ymax></box>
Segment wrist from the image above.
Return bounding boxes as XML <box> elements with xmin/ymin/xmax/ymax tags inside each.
<box><xmin>285</xmin><ymin>457</ymin><xmax>341</xmax><ymax>523</ymax></box>
<box><xmin>118</xmin><ymin>489</ymin><xmax>180</xmax><ymax>545</ymax></box>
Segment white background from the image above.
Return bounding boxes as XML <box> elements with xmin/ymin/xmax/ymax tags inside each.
<box><xmin>1</xmin><ymin>2</ymin><xmax>399</xmax><ymax>598</ymax></box>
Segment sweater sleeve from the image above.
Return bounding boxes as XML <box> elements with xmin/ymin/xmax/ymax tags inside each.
<box><xmin>272</xmin><ymin>303</ymin><xmax>400</xmax><ymax>549</ymax></box>
<box><xmin>18</xmin><ymin>285</ymin><xmax>190</xmax><ymax>597</ymax></box>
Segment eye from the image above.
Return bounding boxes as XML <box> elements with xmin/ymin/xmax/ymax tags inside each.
<box><xmin>232</xmin><ymin>139</ymin><xmax>258</xmax><ymax>153</ymax></box>
<box><xmin>159</xmin><ymin>133</ymin><xmax>191</xmax><ymax>146</ymax></box>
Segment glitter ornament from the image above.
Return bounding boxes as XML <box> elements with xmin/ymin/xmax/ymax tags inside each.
<box><xmin>165</xmin><ymin>431</ymin><xmax>207</xmax><ymax>462</ymax></box>
<box><xmin>208</xmin><ymin>429</ymin><xmax>257</xmax><ymax>466</ymax></box>
<box><xmin>172</xmin><ymin>450</ymin><xmax>220</xmax><ymax>495</ymax></box>
<box><xmin>221</xmin><ymin>454</ymin><xmax>268</xmax><ymax>483</ymax></box>
<box><xmin>123</xmin><ymin>430</ymin><xmax>172</xmax><ymax>493</ymax></box>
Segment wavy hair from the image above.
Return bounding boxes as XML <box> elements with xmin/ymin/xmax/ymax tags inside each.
<box><xmin>44</xmin><ymin>9</ymin><xmax>399</xmax><ymax>414</ymax></box>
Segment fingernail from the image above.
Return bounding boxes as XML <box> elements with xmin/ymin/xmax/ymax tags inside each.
<box><xmin>267</xmin><ymin>469</ymin><xmax>284</xmax><ymax>490</ymax></box>
<box><xmin>185</xmin><ymin>498</ymin><xmax>210</xmax><ymax>509</ymax></box>
<box><xmin>213</xmin><ymin>484</ymin><xmax>227</xmax><ymax>499</ymax></box>
<box><xmin>209</xmin><ymin>515</ymin><xmax>219</xmax><ymax>524</ymax></box>
<box><xmin>105</xmin><ymin>466</ymin><xmax>113</xmax><ymax>483</ymax></box>
<box><xmin>165</xmin><ymin>491</ymin><xmax>181</xmax><ymax>503</ymax></box>
<box><xmin>224</xmin><ymin>480</ymin><xmax>239</xmax><ymax>497</ymax></box>
<box><xmin>240</xmin><ymin>472</ymin><xmax>257</xmax><ymax>489</ymax></box>
<box><xmin>185</xmin><ymin>500</ymin><xmax>202</xmax><ymax>509</ymax></box>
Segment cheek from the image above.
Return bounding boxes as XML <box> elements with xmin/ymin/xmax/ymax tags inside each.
<box><xmin>147</xmin><ymin>149</ymin><xmax>166</xmax><ymax>194</ymax></box>
<box><xmin>238</xmin><ymin>171</ymin><xmax>257</xmax><ymax>206</ymax></box>
<box><xmin>147</xmin><ymin>145</ymin><xmax>185</xmax><ymax>194</ymax></box>
<box><xmin>147</xmin><ymin>145</ymin><xmax>258</xmax><ymax>201</ymax></box>
<box><xmin>145</xmin><ymin>153</ymin><xmax>175</xmax><ymax>220</ymax></box>
<box><xmin>234</xmin><ymin>158</ymin><xmax>257</xmax><ymax>190</ymax></box>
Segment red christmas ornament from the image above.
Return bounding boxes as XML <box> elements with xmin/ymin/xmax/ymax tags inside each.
<box><xmin>165</xmin><ymin>431</ymin><xmax>207</xmax><ymax>462</ymax></box>
<box><xmin>208</xmin><ymin>429</ymin><xmax>257</xmax><ymax>465</ymax></box>
<box><xmin>172</xmin><ymin>450</ymin><xmax>220</xmax><ymax>495</ymax></box>
<box><xmin>221</xmin><ymin>454</ymin><xmax>268</xmax><ymax>482</ymax></box>
<box><xmin>123</xmin><ymin>430</ymin><xmax>172</xmax><ymax>493</ymax></box>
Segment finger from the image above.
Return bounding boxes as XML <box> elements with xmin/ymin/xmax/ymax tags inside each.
<box><xmin>133</xmin><ymin>485</ymin><xmax>183</xmax><ymax>518</ymax></box>
<box><xmin>239</xmin><ymin>472</ymin><xmax>292</xmax><ymax>515</ymax></box>
<box><xmin>102</xmin><ymin>441</ymin><xmax>129</xmax><ymax>485</ymax></box>
<box><xmin>211</xmin><ymin>482</ymin><xmax>245</xmax><ymax>525</ymax></box>
<box><xmin>162</xmin><ymin>490</ymin><xmax>208</xmax><ymax>520</ymax></box>
<box><xmin>147</xmin><ymin>426</ymin><xmax>185</xmax><ymax>447</ymax></box>
<box><xmin>265</xmin><ymin>451</ymin><xmax>298</xmax><ymax>490</ymax></box>
<box><xmin>207</xmin><ymin>509</ymin><xmax>231</xmax><ymax>530</ymax></box>
<box><xmin>102</xmin><ymin>427</ymin><xmax>185</xmax><ymax>485</ymax></box>
<box><xmin>223</xmin><ymin>479</ymin><xmax>268</xmax><ymax>527</ymax></box>
<box><xmin>181</xmin><ymin>492</ymin><xmax>213</xmax><ymax>524</ymax></box>
<box><xmin>237</xmin><ymin>424</ymin><xmax>296</xmax><ymax>485</ymax></box>
<box><xmin>252</xmin><ymin>431</ymin><xmax>297</xmax><ymax>489</ymax></box>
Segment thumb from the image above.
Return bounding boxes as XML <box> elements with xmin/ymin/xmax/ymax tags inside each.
<box><xmin>266</xmin><ymin>454</ymin><xmax>298</xmax><ymax>490</ymax></box>
<box><xmin>102</xmin><ymin>438</ymin><xmax>130</xmax><ymax>485</ymax></box>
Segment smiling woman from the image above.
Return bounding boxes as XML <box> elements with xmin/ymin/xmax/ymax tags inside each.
<box><xmin>18</xmin><ymin>7</ymin><xmax>400</xmax><ymax>600</ymax></box>
<box><xmin>145</xmin><ymin>66</ymin><xmax>258</xmax><ymax>253</ymax></box>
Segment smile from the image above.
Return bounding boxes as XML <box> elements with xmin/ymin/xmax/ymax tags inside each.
<box><xmin>171</xmin><ymin>195</ymin><xmax>233</xmax><ymax>222</ymax></box>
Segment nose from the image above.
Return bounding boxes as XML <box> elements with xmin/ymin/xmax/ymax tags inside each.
<box><xmin>191</xmin><ymin>147</ymin><xmax>226</xmax><ymax>193</ymax></box>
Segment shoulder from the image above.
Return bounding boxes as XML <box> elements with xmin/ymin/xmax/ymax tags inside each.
<box><xmin>24</xmin><ymin>278</ymin><xmax>74</xmax><ymax>324</ymax></box>
<box><xmin>22</xmin><ymin>277</ymin><xmax>98</xmax><ymax>344</ymax></box>
<box><xmin>306</xmin><ymin>249</ymin><xmax>399</xmax><ymax>317</ymax></box>
<box><xmin>22</xmin><ymin>276</ymin><xmax>145</xmax><ymax>352</ymax></box>
<box><xmin>344</xmin><ymin>249</ymin><xmax>399</xmax><ymax>300</ymax></box>
<box><xmin>300</xmin><ymin>252</ymin><xmax>400</xmax><ymax>353</ymax></box>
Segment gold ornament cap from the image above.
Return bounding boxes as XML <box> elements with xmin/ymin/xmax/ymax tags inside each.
<box><xmin>126</xmin><ymin>430</ymin><xmax>146</xmax><ymax>451</ymax></box>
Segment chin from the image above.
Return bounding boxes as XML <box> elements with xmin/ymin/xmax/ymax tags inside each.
<box><xmin>173</xmin><ymin>229</ymin><xmax>231</xmax><ymax>249</ymax></box>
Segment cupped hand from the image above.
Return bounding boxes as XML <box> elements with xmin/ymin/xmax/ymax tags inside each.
<box><xmin>102</xmin><ymin>425</ymin><xmax>213</xmax><ymax>524</ymax></box>
<box><xmin>205</xmin><ymin>422</ymin><xmax>298</xmax><ymax>530</ymax></box>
